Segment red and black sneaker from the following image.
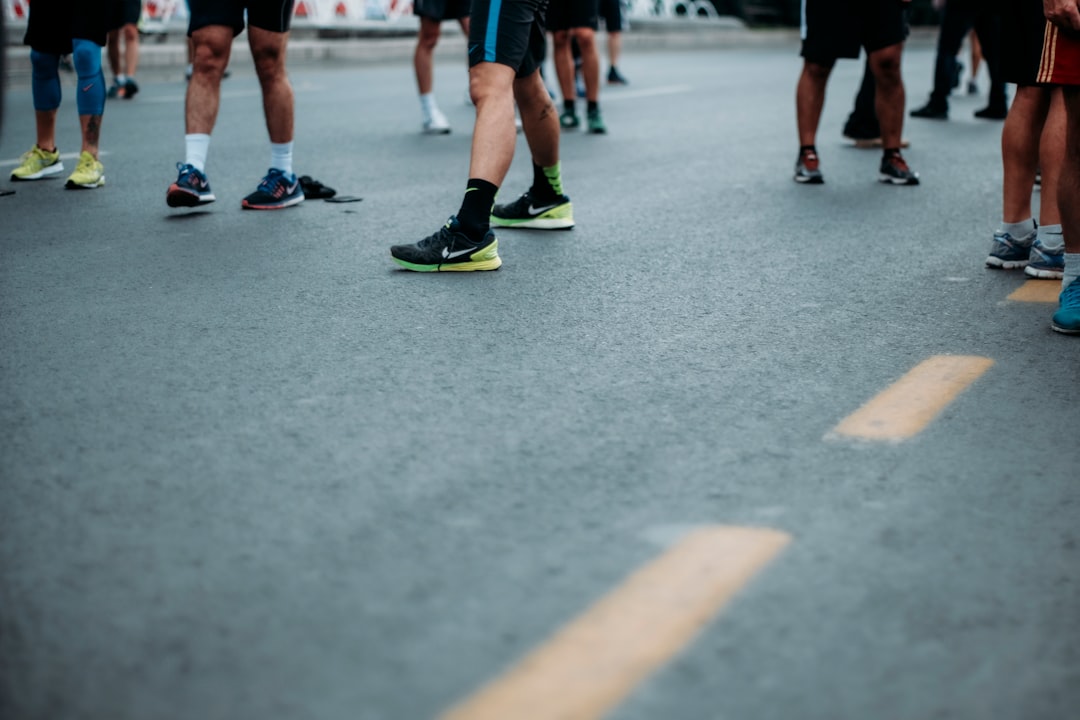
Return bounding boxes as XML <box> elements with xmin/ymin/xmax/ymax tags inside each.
<box><xmin>879</xmin><ymin>152</ymin><xmax>920</xmax><ymax>186</ymax></box>
<box><xmin>794</xmin><ymin>149</ymin><xmax>824</xmax><ymax>184</ymax></box>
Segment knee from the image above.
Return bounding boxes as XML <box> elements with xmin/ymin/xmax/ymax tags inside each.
<box><xmin>29</xmin><ymin>49</ymin><xmax>60</xmax><ymax>79</ymax></box>
<box><xmin>417</xmin><ymin>25</ymin><xmax>440</xmax><ymax>51</ymax></box>
<box><xmin>803</xmin><ymin>61</ymin><xmax>832</xmax><ymax>83</ymax></box>
<box><xmin>871</xmin><ymin>52</ymin><xmax>903</xmax><ymax>84</ymax></box>
<box><xmin>552</xmin><ymin>31</ymin><xmax>570</xmax><ymax>50</ymax></box>
<box><xmin>71</xmin><ymin>39</ymin><xmax>103</xmax><ymax>76</ymax></box>
<box><xmin>192</xmin><ymin>40</ymin><xmax>229</xmax><ymax>75</ymax></box>
<box><xmin>251</xmin><ymin>46</ymin><xmax>286</xmax><ymax>82</ymax></box>
<box><xmin>573</xmin><ymin>28</ymin><xmax>597</xmax><ymax>51</ymax></box>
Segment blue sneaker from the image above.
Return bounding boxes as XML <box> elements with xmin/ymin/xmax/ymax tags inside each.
<box><xmin>1024</xmin><ymin>238</ymin><xmax>1065</xmax><ymax>279</ymax></box>
<box><xmin>1052</xmin><ymin>277</ymin><xmax>1080</xmax><ymax>335</ymax></box>
<box><xmin>985</xmin><ymin>229</ymin><xmax>1035</xmax><ymax>269</ymax></box>
<box><xmin>241</xmin><ymin>168</ymin><xmax>304</xmax><ymax>210</ymax></box>
<box><xmin>166</xmin><ymin>163</ymin><xmax>215</xmax><ymax>207</ymax></box>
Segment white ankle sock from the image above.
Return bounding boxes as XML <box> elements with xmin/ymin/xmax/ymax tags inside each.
<box><xmin>270</xmin><ymin>142</ymin><xmax>293</xmax><ymax>176</ymax></box>
<box><xmin>185</xmin><ymin>134</ymin><xmax>210</xmax><ymax>173</ymax></box>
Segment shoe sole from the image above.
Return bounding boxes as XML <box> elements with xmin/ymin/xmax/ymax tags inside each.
<box><xmin>167</xmin><ymin>187</ymin><xmax>216</xmax><ymax>207</ymax></box>
<box><xmin>490</xmin><ymin>215</ymin><xmax>575</xmax><ymax>230</ymax></box>
<box><xmin>1024</xmin><ymin>266</ymin><xmax>1065</xmax><ymax>280</ymax></box>
<box><xmin>848</xmin><ymin>138</ymin><xmax>912</xmax><ymax>149</ymax></box>
<box><xmin>422</xmin><ymin>127</ymin><xmax>451</xmax><ymax>135</ymax></box>
<box><xmin>241</xmin><ymin>194</ymin><xmax>305</xmax><ymax>210</ymax></box>
<box><xmin>985</xmin><ymin>258</ymin><xmax>1029</xmax><ymax>269</ymax></box>
<box><xmin>392</xmin><ymin>256</ymin><xmax>503</xmax><ymax>272</ymax></box>
<box><xmin>794</xmin><ymin>175</ymin><xmax>824</xmax><ymax>184</ymax></box>
<box><xmin>879</xmin><ymin>174</ymin><xmax>920</xmax><ymax>186</ymax></box>
<box><xmin>65</xmin><ymin>177</ymin><xmax>105</xmax><ymax>189</ymax></box>
<box><xmin>1051</xmin><ymin>322</ymin><xmax>1080</xmax><ymax>335</ymax></box>
<box><xmin>11</xmin><ymin>164</ymin><xmax>65</xmax><ymax>181</ymax></box>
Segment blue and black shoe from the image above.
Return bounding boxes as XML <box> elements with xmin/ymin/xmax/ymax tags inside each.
<box><xmin>1024</xmin><ymin>238</ymin><xmax>1065</xmax><ymax>280</ymax></box>
<box><xmin>166</xmin><ymin>163</ymin><xmax>215</xmax><ymax>207</ymax></box>
<box><xmin>985</xmin><ymin>228</ymin><xmax>1035</xmax><ymax>270</ymax></box>
<box><xmin>241</xmin><ymin>168</ymin><xmax>304</xmax><ymax>210</ymax></box>
<box><xmin>1052</xmin><ymin>277</ymin><xmax>1080</xmax><ymax>335</ymax></box>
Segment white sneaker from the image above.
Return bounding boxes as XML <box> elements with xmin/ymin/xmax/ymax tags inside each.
<box><xmin>423</xmin><ymin>108</ymin><xmax>451</xmax><ymax>135</ymax></box>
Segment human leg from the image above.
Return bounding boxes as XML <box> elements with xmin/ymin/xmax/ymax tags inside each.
<box><xmin>910</xmin><ymin>1</ymin><xmax>973</xmax><ymax>118</ymax></box>
<box><xmin>1052</xmin><ymin>87</ymin><xmax>1080</xmax><ymax>333</ymax></box>
<box><xmin>573</xmin><ymin>27</ymin><xmax>605</xmax><ymax>133</ymax></box>
<box><xmin>67</xmin><ymin>37</ymin><xmax>107</xmax><ymax>187</ymax></box>
<box><xmin>868</xmin><ymin>42</ymin><xmax>917</xmax><ymax>185</ymax></box>
<box><xmin>11</xmin><ymin>49</ymin><xmax>63</xmax><ymax>181</ymax></box>
<box><xmin>972</xmin><ymin>9</ymin><xmax>1006</xmax><ymax>118</ymax></box>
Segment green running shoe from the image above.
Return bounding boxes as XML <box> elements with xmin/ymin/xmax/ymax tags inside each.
<box><xmin>65</xmin><ymin>151</ymin><xmax>105</xmax><ymax>189</ymax></box>
<box><xmin>10</xmin><ymin>145</ymin><xmax>63</xmax><ymax>181</ymax></box>
<box><xmin>490</xmin><ymin>189</ymin><xmax>574</xmax><ymax>230</ymax></box>
<box><xmin>587</xmin><ymin>108</ymin><xmax>607</xmax><ymax>134</ymax></box>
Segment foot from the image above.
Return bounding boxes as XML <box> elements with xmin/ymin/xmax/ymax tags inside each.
<box><xmin>1024</xmin><ymin>238</ymin><xmax>1065</xmax><ymax>279</ymax></box>
<box><xmin>586</xmin><ymin>107</ymin><xmax>607</xmax><ymax>134</ymax></box>
<box><xmin>166</xmin><ymin>162</ymin><xmax>216</xmax><ymax>207</ymax></box>
<box><xmin>985</xmin><ymin>228</ymin><xmax>1036</xmax><ymax>269</ymax></box>
<box><xmin>390</xmin><ymin>216</ymin><xmax>502</xmax><ymax>272</ymax></box>
<box><xmin>422</xmin><ymin>107</ymin><xmax>451</xmax><ymax>135</ymax></box>
<box><xmin>64</xmin><ymin>151</ymin><xmax>105</xmax><ymax>189</ymax></box>
<box><xmin>1052</xmin><ymin>277</ymin><xmax>1080</xmax><ymax>334</ymax></box>
<box><xmin>560</xmin><ymin>110</ymin><xmax>581</xmax><ymax>130</ymax></box>
<box><xmin>107</xmin><ymin>80</ymin><xmax>124</xmax><ymax>99</ymax></box>
<box><xmin>607</xmin><ymin>67</ymin><xmax>629</xmax><ymax>85</ymax></box>
<box><xmin>242</xmin><ymin>168</ymin><xmax>304</xmax><ymax>210</ymax></box>
<box><xmin>794</xmin><ymin>149</ymin><xmax>823</xmax><ymax>184</ymax></box>
<box><xmin>967</xmin><ymin>80</ymin><xmax>979</xmax><ymax>95</ymax></box>
<box><xmin>123</xmin><ymin>78</ymin><xmax>139</xmax><ymax>100</ymax></box>
<box><xmin>10</xmin><ymin>145</ymin><xmax>64</xmax><ymax>181</ymax></box>
<box><xmin>490</xmin><ymin>188</ymin><xmax>574</xmax><ymax>229</ymax></box>
<box><xmin>879</xmin><ymin>153</ymin><xmax>919</xmax><ymax>186</ymax></box>
<box><xmin>910</xmin><ymin>102</ymin><xmax>948</xmax><ymax>120</ymax></box>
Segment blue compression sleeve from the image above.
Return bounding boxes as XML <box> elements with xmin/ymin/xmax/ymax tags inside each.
<box><xmin>71</xmin><ymin>38</ymin><xmax>105</xmax><ymax>116</ymax></box>
<box><xmin>29</xmin><ymin>50</ymin><xmax>61</xmax><ymax>111</ymax></box>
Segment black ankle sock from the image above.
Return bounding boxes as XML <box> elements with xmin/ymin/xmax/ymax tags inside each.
<box><xmin>457</xmin><ymin>178</ymin><xmax>498</xmax><ymax>239</ymax></box>
<box><xmin>883</xmin><ymin>147</ymin><xmax>901</xmax><ymax>159</ymax></box>
<box><xmin>563</xmin><ymin>99</ymin><xmax>576</xmax><ymax>115</ymax></box>
<box><xmin>530</xmin><ymin>163</ymin><xmax>558</xmax><ymax>202</ymax></box>
<box><xmin>587</xmin><ymin>100</ymin><xmax>599</xmax><ymax>114</ymax></box>
<box><xmin>799</xmin><ymin>145</ymin><xmax>817</xmax><ymax>156</ymax></box>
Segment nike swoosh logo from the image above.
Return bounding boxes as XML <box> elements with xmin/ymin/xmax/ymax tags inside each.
<box><xmin>82</xmin><ymin>83</ymin><xmax>95</xmax><ymax>92</ymax></box>
<box><xmin>528</xmin><ymin>203</ymin><xmax>558</xmax><ymax>216</ymax></box>
<box><xmin>442</xmin><ymin>247</ymin><xmax>475</xmax><ymax>259</ymax></box>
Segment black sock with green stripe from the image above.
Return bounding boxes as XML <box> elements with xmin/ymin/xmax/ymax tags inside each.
<box><xmin>530</xmin><ymin>162</ymin><xmax>564</xmax><ymax>203</ymax></box>
<box><xmin>457</xmin><ymin>178</ymin><xmax>498</xmax><ymax>241</ymax></box>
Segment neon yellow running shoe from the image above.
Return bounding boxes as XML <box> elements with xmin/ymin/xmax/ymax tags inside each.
<box><xmin>490</xmin><ymin>189</ymin><xmax>574</xmax><ymax>230</ymax></box>
<box><xmin>10</xmin><ymin>145</ymin><xmax>64</xmax><ymax>181</ymax></box>
<box><xmin>65</xmin><ymin>151</ymin><xmax>105</xmax><ymax>189</ymax></box>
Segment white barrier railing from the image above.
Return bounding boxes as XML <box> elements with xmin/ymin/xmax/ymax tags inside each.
<box><xmin>3</xmin><ymin>0</ymin><xmax>720</xmax><ymax>25</ymax></box>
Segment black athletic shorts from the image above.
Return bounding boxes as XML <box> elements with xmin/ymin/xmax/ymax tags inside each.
<box><xmin>24</xmin><ymin>0</ymin><xmax>108</xmax><ymax>54</ymax></box>
<box><xmin>547</xmin><ymin>0</ymin><xmax>600</xmax><ymax>31</ymax></box>
<box><xmin>468</xmin><ymin>0</ymin><xmax>550</xmax><ymax>78</ymax></box>
<box><xmin>600</xmin><ymin>0</ymin><xmax>625</xmax><ymax>32</ymax></box>
<box><xmin>414</xmin><ymin>0</ymin><xmax>470</xmax><ymax>21</ymax></box>
<box><xmin>1002</xmin><ymin>0</ymin><xmax>1048</xmax><ymax>86</ymax></box>
<box><xmin>800</xmin><ymin>0</ymin><xmax>909</xmax><ymax>64</ymax></box>
<box><xmin>188</xmin><ymin>0</ymin><xmax>296</xmax><ymax>37</ymax></box>
<box><xmin>108</xmin><ymin>0</ymin><xmax>142</xmax><ymax>30</ymax></box>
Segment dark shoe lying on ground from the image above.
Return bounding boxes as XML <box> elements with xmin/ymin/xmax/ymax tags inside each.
<box><xmin>910</xmin><ymin>102</ymin><xmax>948</xmax><ymax>120</ymax></box>
<box><xmin>299</xmin><ymin>175</ymin><xmax>336</xmax><ymax>199</ymax></box>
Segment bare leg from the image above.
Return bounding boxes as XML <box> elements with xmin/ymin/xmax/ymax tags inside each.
<box><xmin>608</xmin><ymin>31</ymin><xmax>622</xmax><ymax>72</ymax></box>
<box><xmin>574</xmin><ymin>27</ymin><xmax>600</xmax><ymax>103</ymax></box>
<box><xmin>414</xmin><ymin>16</ymin><xmax>440</xmax><ymax>96</ymax></box>
<box><xmin>107</xmin><ymin>29</ymin><xmax>121</xmax><ymax>80</ymax></box>
<box><xmin>515</xmin><ymin>68</ymin><xmax>560</xmax><ymax>168</ymax></box>
<box><xmin>34</xmin><ymin>109</ymin><xmax>58</xmax><ymax>151</ymax></box>
<box><xmin>185</xmin><ymin>25</ymin><xmax>233</xmax><ymax>134</ymax></box>
<box><xmin>79</xmin><ymin>114</ymin><xmax>102</xmax><ymax>157</ymax></box>
<box><xmin>468</xmin><ymin>61</ymin><xmax>518</xmax><ymax>184</ymax></box>
<box><xmin>869</xmin><ymin>42</ymin><xmax>906</xmax><ymax>149</ymax></box>
<box><xmin>249</xmin><ymin>26</ymin><xmax>293</xmax><ymax>144</ymax></box>
<box><xmin>795</xmin><ymin>60</ymin><xmax>832</xmax><ymax>147</ymax></box>
<box><xmin>1061</xmin><ymin>88</ymin><xmax>1080</xmax><ymax>257</ymax></box>
<box><xmin>552</xmin><ymin>30</ymin><xmax>576</xmax><ymax>105</ymax></box>
<box><xmin>1038</xmin><ymin>89</ymin><xmax>1067</xmax><ymax>228</ymax></box>
<box><xmin>122</xmin><ymin>23</ymin><xmax>139</xmax><ymax>78</ymax></box>
<box><xmin>1001</xmin><ymin>86</ymin><xmax>1050</xmax><ymax>223</ymax></box>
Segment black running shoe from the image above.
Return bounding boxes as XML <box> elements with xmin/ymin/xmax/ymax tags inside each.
<box><xmin>242</xmin><ymin>168</ymin><xmax>304</xmax><ymax>210</ymax></box>
<box><xmin>607</xmin><ymin>67</ymin><xmax>629</xmax><ymax>85</ymax></box>
<box><xmin>879</xmin><ymin>153</ymin><xmax>920</xmax><ymax>186</ymax></box>
<box><xmin>974</xmin><ymin>105</ymin><xmax>1008</xmax><ymax>120</ymax></box>
<box><xmin>390</xmin><ymin>217</ymin><xmax>502</xmax><ymax>272</ymax></box>
<box><xmin>490</xmin><ymin>189</ymin><xmax>574</xmax><ymax>229</ymax></box>
<box><xmin>123</xmin><ymin>78</ymin><xmax>139</xmax><ymax>100</ymax></box>
<box><xmin>910</xmin><ymin>102</ymin><xmax>948</xmax><ymax>120</ymax></box>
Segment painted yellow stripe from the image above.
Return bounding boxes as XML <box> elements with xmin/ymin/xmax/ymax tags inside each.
<box><xmin>829</xmin><ymin>355</ymin><xmax>994</xmax><ymax>441</ymax></box>
<box><xmin>440</xmin><ymin>526</ymin><xmax>791</xmax><ymax>720</ymax></box>
<box><xmin>1007</xmin><ymin>280</ymin><xmax>1060</xmax><ymax>304</ymax></box>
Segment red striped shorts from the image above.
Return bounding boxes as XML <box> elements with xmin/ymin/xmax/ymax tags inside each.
<box><xmin>1038</xmin><ymin>20</ymin><xmax>1080</xmax><ymax>85</ymax></box>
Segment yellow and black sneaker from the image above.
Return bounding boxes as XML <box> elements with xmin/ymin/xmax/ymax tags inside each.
<box><xmin>490</xmin><ymin>189</ymin><xmax>574</xmax><ymax>230</ymax></box>
<box><xmin>390</xmin><ymin>216</ymin><xmax>502</xmax><ymax>272</ymax></box>
<box><xmin>10</xmin><ymin>145</ymin><xmax>64</xmax><ymax>181</ymax></box>
<box><xmin>64</xmin><ymin>151</ymin><xmax>105</xmax><ymax>189</ymax></box>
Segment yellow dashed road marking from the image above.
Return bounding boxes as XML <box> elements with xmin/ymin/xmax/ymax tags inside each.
<box><xmin>1007</xmin><ymin>280</ymin><xmax>1060</xmax><ymax>303</ymax></box>
<box><xmin>829</xmin><ymin>355</ymin><xmax>994</xmax><ymax>442</ymax></box>
<box><xmin>440</xmin><ymin>526</ymin><xmax>790</xmax><ymax>720</ymax></box>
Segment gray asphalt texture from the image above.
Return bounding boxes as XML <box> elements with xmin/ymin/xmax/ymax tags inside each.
<box><xmin>1</xmin><ymin>34</ymin><xmax>1078</xmax><ymax>720</ymax></box>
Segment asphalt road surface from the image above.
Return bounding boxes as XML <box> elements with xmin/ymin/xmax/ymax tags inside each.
<box><xmin>1</xmin><ymin>36</ymin><xmax>1078</xmax><ymax>720</ymax></box>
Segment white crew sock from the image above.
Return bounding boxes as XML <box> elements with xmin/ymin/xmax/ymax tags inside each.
<box><xmin>116</xmin><ymin>74</ymin><xmax>127</xmax><ymax>85</ymax></box>
<box><xmin>185</xmin><ymin>133</ymin><xmax>211</xmax><ymax>173</ymax></box>
<box><xmin>1063</xmin><ymin>254</ymin><xmax>1080</xmax><ymax>290</ymax></box>
<box><xmin>419</xmin><ymin>93</ymin><xmax>437</xmax><ymax>120</ymax></box>
<box><xmin>270</xmin><ymin>142</ymin><xmax>293</xmax><ymax>176</ymax></box>
<box><xmin>1000</xmin><ymin>218</ymin><xmax>1036</xmax><ymax>242</ymax></box>
<box><xmin>1036</xmin><ymin>224</ymin><xmax>1064</xmax><ymax>251</ymax></box>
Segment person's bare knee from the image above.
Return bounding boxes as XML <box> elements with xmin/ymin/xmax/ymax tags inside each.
<box><xmin>869</xmin><ymin>45</ymin><xmax>903</xmax><ymax>88</ymax></box>
<box><xmin>191</xmin><ymin>27</ymin><xmax>232</xmax><ymax>78</ymax></box>
<box><xmin>802</xmin><ymin>60</ymin><xmax>832</xmax><ymax>84</ymax></box>
<box><xmin>572</xmin><ymin>27</ymin><xmax>597</xmax><ymax>52</ymax></box>
<box><xmin>417</xmin><ymin>19</ymin><xmax>441</xmax><ymax>52</ymax></box>
<box><xmin>249</xmin><ymin>28</ymin><xmax>288</xmax><ymax>84</ymax></box>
